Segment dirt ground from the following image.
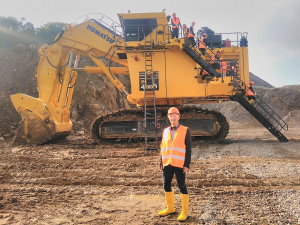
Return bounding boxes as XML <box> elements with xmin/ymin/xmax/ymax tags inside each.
<box><xmin>0</xmin><ymin>127</ymin><xmax>299</xmax><ymax>225</ymax></box>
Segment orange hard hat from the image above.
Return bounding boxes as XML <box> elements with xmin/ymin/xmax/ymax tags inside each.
<box><xmin>250</xmin><ymin>81</ymin><xmax>254</xmax><ymax>85</ymax></box>
<box><xmin>192</xmin><ymin>21</ymin><xmax>195</xmax><ymax>24</ymax></box>
<box><xmin>168</xmin><ymin>107</ymin><xmax>180</xmax><ymax>115</ymax></box>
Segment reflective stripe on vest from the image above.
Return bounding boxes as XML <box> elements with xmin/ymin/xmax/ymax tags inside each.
<box><xmin>246</xmin><ymin>85</ymin><xmax>254</xmax><ymax>96</ymax></box>
<box><xmin>183</xmin><ymin>28</ymin><xmax>188</xmax><ymax>37</ymax></box>
<box><xmin>220</xmin><ymin>62</ymin><xmax>227</xmax><ymax>73</ymax></box>
<box><xmin>172</xmin><ymin>17</ymin><xmax>180</xmax><ymax>28</ymax></box>
<box><xmin>211</xmin><ymin>54</ymin><xmax>216</xmax><ymax>64</ymax></box>
<box><xmin>199</xmin><ymin>38</ymin><xmax>206</xmax><ymax>49</ymax></box>
<box><xmin>188</xmin><ymin>27</ymin><xmax>194</xmax><ymax>38</ymax></box>
<box><xmin>160</xmin><ymin>125</ymin><xmax>187</xmax><ymax>168</ymax></box>
<box><xmin>231</xmin><ymin>65</ymin><xmax>237</xmax><ymax>73</ymax></box>
<box><xmin>202</xmin><ymin>70</ymin><xmax>208</xmax><ymax>75</ymax></box>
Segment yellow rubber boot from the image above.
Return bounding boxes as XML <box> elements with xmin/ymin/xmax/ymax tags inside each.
<box><xmin>158</xmin><ymin>191</ymin><xmax>175</xmax><ymax>216</ymax></box>
<box><xmin>178</xmin><ymin>194</ymin><xmax>189</xmax><ymax>222</ymax></box>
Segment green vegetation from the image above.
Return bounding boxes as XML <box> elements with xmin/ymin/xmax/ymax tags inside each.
<box><xmin>0</xmin><ymin>16</ymin><xmax>66</xmax><ymax>48</ymax></box>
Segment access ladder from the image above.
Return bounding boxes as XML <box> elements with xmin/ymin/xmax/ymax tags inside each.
<box><xmin>143</xmin><ymin>33</ymin><xmax>159</xmax><ymax>150</ymax></box>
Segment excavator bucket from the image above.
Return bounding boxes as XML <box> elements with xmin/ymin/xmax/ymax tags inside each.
<box><xmin>10</xmin><ymin>94</ymin><xmax>72</xmax><ymax>144</ymax></box>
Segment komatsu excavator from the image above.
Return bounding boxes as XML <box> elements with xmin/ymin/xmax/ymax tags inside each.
<box><xmin>10</xmin><ymin>12</ymin><xmax>289</xmax><ymax>149</ymax></box>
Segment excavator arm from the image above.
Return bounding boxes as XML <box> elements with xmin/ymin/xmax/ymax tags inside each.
<box><xmin>11</xmin><ymin>18</ymin><xmax>130</xmax><ymax>144</ymax></box>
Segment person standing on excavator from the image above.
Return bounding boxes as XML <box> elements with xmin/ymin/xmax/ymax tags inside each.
<box><xmin>220</xmin><ymin>58</ymin><xmax>227</xmax><ymax>79</ymax></box>
<box><xmin>246</xmin><ymin>81</ymin><xmax>256</xmax><ymax>102</ymax></box>
<box><xmin>230</xmin><ymin>60</ymin><xmax>238</xmax><ymax>77</ymax></box>
<box><xmin>199</xmin><ymin>33</ymin><xmax>207</xmax><ymax>56</ymax></box>
<box><xmin>158</xmin><ymin>107</ymin><xmax>192</xmax><ymax>222</ymax></box>
<box><xmin>210</xmin><ymin>50</ymin><xmax>221</xmax><ymax>70</ymax></box>
<box><xmin>200</xmin><ymin>68</ymin><xmax>209</xmax><ymax>80</ymax></box>
<box><xmin>183</xmin><ymin>24</ymin><xmax>188</xmax><ymax>39</ymax></box>
<box><xmin>171</xmin><ymin>13</ymin><xmax>181</xmax><ymax>39</ymax></box>
<box><xmin>188</xmin><ymin>21</ymin><xmax>196</xmax><ymax>47</ymax></box>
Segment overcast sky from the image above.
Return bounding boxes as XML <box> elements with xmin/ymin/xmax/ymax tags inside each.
<box><xmin>1</xmin><ymin>0</ymin><xmax>299</xmax><ymax>87</ymax></box>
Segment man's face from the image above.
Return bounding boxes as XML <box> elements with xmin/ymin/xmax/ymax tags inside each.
<box><xmin>168</xmin><ymin>113</ymin><xmax>180</xmax><ymax>126</ymax></box>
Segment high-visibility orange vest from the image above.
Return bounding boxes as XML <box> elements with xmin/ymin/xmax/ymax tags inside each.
<box><xmin>183</xmin><ymin>27</ymin><xmax>188</xmax><ymax>38</ymax></box>
<box><xmin>231</xmin><ymin>65</ymin><xmax>237</xmax><ymax>73</ymax></box>
<box><xmin>188</xmin><ymin>27</ymin><xmax>194</xmax><ymax>38</ymax></box>
<box><xmin>199</xmin><ymin>38</ymin><xmax>206</xmax><ymax>49</ymax></box>
<box><xmin>210</xmin><ymin>54</ymin><xmax>216</xmax><ymax>64</ymax></box>
<box><xmin>172</xmin><ymin>17</ymin><xmax>180</xmax><ymax>29</ymax></box>
<box><xmin>220</xmin><ymin>61</ymin><xmax>227</xmax><ymax>73</ymax></box>
<box><xmin>202</xmin><ymin>70</ymin><xmax>208</xmax><ymax>75</ymax></box>
<box><xmin>160</xmin><ymin>125</ymin><xmax>187</xmax><ymax>168</ymax></box>
<box><xmin>246</xmin><ymin>85</ymin><xmax>254</xmax><ymax>96</ymax></box>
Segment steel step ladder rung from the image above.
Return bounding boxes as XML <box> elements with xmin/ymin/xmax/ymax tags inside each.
<box><xmin>144</xmin><ymin>32</ymin><xmax>158</xmax><ymax>151</ymax></box>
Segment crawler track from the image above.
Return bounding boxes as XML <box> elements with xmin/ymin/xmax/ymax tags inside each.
<box><xmin>90</xmin><ymin>106</ymin><xmax>229</xmax><ymax>144</ymax></box>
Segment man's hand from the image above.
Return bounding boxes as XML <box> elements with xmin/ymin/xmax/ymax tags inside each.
<box><xmin>183</xmin><ymin>167</ymin><xmax>189</xmax><ymax>173</ymax></box>
<box><xmin>159</xmin><ymin>165</ymin><xmax>163</xmax><ymax>171</ymax></box>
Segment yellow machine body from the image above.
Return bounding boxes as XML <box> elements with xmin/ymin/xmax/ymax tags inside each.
<box><xmin>10</xmin><ymin>12</ymin><xmax>250</xmax><ymax>144</ymax></box>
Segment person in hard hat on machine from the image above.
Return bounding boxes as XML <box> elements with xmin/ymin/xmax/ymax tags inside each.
<box><xmin>210</xmin><ymin>50</ymin><xmax>222</xmax><ymax>70</ymax></box>
<box><xmin>158</xmin><ymin>107</ymin><xmax>192</xmax><ymax>222</ymax></box>
<box><xmin>220</xmin><ymin>58</ymin><xmax>227</xmax><ymax>79</ymax></box>
<box><xmin>183</xmin><ymin>24</ymin><xmax>188</xmax><ymax>39</ymax></box>
<box><xmin>230</xmin><ymin>60</ymin><xmax>239</xmax><ymax>77</ymax></box>
<box><xmin>171</xmin><ymin>13</ymin><xmax>181</xmax><ymax>39</ymax></box>
<box><xmin>199</xmin><ymin>33</ymin><xmax>207</xmax><ymax>56</ymax></box>
<box><xmin>246</xmin><ymin>81</ymin><xmax>256</xmax><ymax>103</ymax></box>
<box><xmin>188</xmin><ymin>21</ymin><xmax>196</xmax><ymax>47</ymax></box>
<box><xmin>200</xmin><ymin>68</ymin><xmax>209</xmax><ymax>80</ymax></box>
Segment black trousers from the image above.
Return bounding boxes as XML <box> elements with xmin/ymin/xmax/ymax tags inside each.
<box><xmin>199</xmin><ymin>48</ymin><xmax>206</xmax><ymax>56</ymax></box>
<box><xmin>188</xmin><ymin>37</ymin><xmax>196</xmax><ymax>47</ymax></box>
<box><xmin>163</xmin><ymin>165</ymin><xmax>188</xmax><ymax>194</ymax></box>
<box><xmin>172</xmin><ymin>28</ymin><xmax>179</xmax><ymax>38</ymax></box>
<box><xmin>247</xmin><ymin>95</ymin><xmax>256</xmax><ymax>101</ymax></box>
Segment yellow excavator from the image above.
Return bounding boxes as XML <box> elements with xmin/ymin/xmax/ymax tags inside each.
<box><xmin>10</xmin><ymin>12</ymin><xmax>288</xmax><ymax>148</ymax></box>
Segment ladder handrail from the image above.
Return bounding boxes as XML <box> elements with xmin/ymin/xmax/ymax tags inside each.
<box><xmin>143</xmin><ymin>32</ymin><xmax>158</xmax><ymax>150</ymax></box>
<box><xmin>251</xmin><ymin>95</ymin><xmax>288</xmax><ymax>131</ymax></box>
<box><xmin>233</xmin><ymin>77</ymin><xmax>288</xmax><ymax>131</ymax></box>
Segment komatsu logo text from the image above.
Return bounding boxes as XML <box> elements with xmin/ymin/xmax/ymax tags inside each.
<box><xmin>87</xmin><ymin>25</ymin><xmax>114</xmax><ymax>44</ymax></box>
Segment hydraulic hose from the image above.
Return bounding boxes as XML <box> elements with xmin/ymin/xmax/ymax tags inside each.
<box><xmin>47</xmin><ymin>30</ymin><xmax>65</xmax><ymax>46</ymax></box>
<box><xmin>45</xmin><ymin>52</ymin><xmax>70</xmax><ymax>69</ymax></box>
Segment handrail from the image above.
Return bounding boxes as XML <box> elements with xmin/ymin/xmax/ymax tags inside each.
<box><xmin>253</xmin><ymin>95</ymin><xmax>288</xmax><ymax>131</ymax></box>
<box><xmin>232</xmin><ymin>77</ymin><xmax>288</xmax><ymax>131</ymax></box>
<box><xmin>196</xmin><ymin>30</ymin><xmax>246</xmax><ymax>48</ymax></box>
<box><xmin>74</xmin><ymin>13</ymin><xmax>123</xmax><ymax>37</ymax></box>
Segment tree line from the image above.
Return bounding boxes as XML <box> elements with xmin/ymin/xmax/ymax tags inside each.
<box><xmin>0</xmin><ymin>16</ymin><xmax>66</xmax><ymax>48</ymax></box>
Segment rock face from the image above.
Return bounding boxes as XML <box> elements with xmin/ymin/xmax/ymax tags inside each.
<box><xmin>0</xmin><ymin>45</ymin><xmax>298</xmax><ymax>141</ymax></box>
<box><xmin>0</xmin><ymin>45</ymin><xmax>132</xmax><ymax>141</ymax></box>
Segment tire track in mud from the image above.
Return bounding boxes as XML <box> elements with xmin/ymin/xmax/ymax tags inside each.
<box><xmin>1</xmin><ymin>136</ymin><xmax>300</xmax><ymax>224</ymax></box>
<box><xmin>2</xmin><ymin>140</ymin><xmax>300</xmax><ymax>189</ymax></box>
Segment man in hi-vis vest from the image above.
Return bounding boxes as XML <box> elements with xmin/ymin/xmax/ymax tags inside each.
<box><xmin>158</xmin><ymin>107</ymin><xmax>192</xmax><ymax>222</ymax></box>
<box><xmin>171</xmin><ymin>13</ymin><xmax>181</xmax><ymax>39</ymax></box>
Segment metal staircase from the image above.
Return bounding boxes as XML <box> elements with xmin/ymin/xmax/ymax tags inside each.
<box><xmin>231</xmin><ymin>78</ymin><xmax>288</xmax><ymax>142</ymax></box>
<box><xmin>182</xmin><ymin>44</ymin><xmax>220</xmax><ymax>78</ymax></box>
<box><xmin>143</xmin><ymin>33</ymin><xmax>159</xmax><ymax>150</ymax></box>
